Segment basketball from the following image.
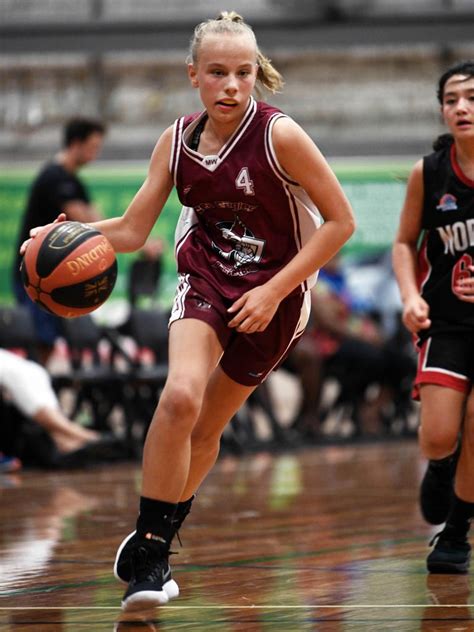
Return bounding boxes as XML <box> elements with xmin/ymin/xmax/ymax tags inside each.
<box><xmin>21</xmin><ymin>221</ymin><xmax>117</xmax><ymax>318</ymax></box>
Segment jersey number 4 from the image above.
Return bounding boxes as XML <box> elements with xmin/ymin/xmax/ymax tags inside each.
<box><xmin>235</xmin><ymin>167</ymin><xmax>254</xmax><ymax>196</ymax></box>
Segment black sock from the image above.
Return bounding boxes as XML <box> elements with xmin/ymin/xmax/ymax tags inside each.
<box><xmin>171</xmin><ymin>495</ymin><xmax>196</xmax><ymax>547</ymax></box>
<box><xmin>136</xmin><ymin>497</ymin><xmax>178</xmax><ymax>547</ymax></box>
<box><xmin>446</xmin><ymin>494</ymin><xmax>474</xmax><ymax>536</ymax></box>
<box><xmin>173</xmin><ymin>495</ymin><xmax>195</xmax><ymax>530</ymax></box>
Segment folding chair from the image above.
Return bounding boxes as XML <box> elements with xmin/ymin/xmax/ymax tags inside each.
<box><xmin>128</xmin><ymin>257</ymin><xmax>162</xmax><ymax>307</ymax></box>
<box><xmin>55</xmin><ymin>315</ymin><xmax>126</xmax><ymax>433</ymax></box>
<box><xmin>0</xmin><ymin>305</ymin><xmax>38</xmax><ymax>359</ymax></box>
<box><xmin>115</xmin><ymin>307</ymin><xmax>170</xmax><ymax>445</ymax></box>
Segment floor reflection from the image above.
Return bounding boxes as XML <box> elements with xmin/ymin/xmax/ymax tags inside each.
<box><xmin>0</xmin><ymin>444</ymin><xmax>473</xmax><ymax>631</ymax></box>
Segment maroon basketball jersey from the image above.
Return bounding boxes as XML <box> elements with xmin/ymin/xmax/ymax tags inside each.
<box><xmin>170</xmin><ymin>97</ymin><xmax>321</xmax><ymax>303</ymax></box>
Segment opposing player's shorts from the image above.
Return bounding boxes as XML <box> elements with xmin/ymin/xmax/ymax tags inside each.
<box><xmin>413</xmin><ymin>331</ymin><xmax>474</xmax><ymax>399</ymax></box>
<box><xmin>169</xmin><ymin>273</ymin><xmax>311</xmax><ymax>386</ymax></box>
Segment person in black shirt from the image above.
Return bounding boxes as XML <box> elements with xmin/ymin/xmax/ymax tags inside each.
<box><xmin>13</xmin><ymin>117</ymin><xmax>106</xmax><ymax>365</ymax></box>
<box><xmin>393</xmin><ymin>60</ymin><xmax>474</xmax><ymax>574</ymax></box>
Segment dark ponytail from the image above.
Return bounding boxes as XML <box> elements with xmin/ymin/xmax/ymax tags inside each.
<box><xmin>432</xmin><ymin>133</ymin><xmax>454</xmax><ymax>152</ymax></box>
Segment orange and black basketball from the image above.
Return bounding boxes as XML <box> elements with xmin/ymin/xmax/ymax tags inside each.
<box><xmin>21</xmin><ymin>221</ymin><xmax>117</xmax><ymax>318</ymax></box>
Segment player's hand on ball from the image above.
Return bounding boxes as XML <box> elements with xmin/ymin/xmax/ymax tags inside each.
<box><xmin>20</xmin><ymin>213</ymin><xmax>67</xmax><ymax>255</ymax></box>
<box><xmin>21</xmin><ymin>221</ymin><xmax>117</xmax><ymax>318</ymax></box>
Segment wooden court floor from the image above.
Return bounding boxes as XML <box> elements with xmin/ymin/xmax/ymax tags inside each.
<box><xmin>0</xmin><ymin>440</ymin><xmax>473</xmax><ymax>631</ymax></box>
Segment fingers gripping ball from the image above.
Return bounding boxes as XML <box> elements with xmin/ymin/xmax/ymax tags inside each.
<box><xmin>21</xmin><ymin>221</ymin><xmax>117</xmax><ymax>318</ymax></box>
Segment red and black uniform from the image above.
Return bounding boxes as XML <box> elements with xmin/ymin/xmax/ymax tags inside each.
<box><xmin>415</xmin><ymin>143</ymin><xmax>474</xmax><ymax>395</ymax></box>
<box><xmin>168</xmin><ymin>97</ymin><xmax>322</xmax><ymax>385</ymax></box>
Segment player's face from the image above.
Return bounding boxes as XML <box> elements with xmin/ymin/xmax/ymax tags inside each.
<box><xmin>188</xmin><ymin>32</ymin><xmax>258</xmax><ymax>124</ymax></box>
<box><xmin>441</xmin><ymin>74</ymin><xmax>474</xmax><ymax>141</ymax></box>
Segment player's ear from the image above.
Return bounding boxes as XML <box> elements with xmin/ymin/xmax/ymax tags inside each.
<box><xmin>188</xmin><ymin>63</ymin><xmax>199</xmax><ymax>88</ymax></box>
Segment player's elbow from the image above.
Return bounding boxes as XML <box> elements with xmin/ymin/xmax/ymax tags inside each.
<box><xmin>342</xmin><ymin>214</ymin><xmax>356</xmax><ymax>240</ymax></box>
<box><xmin>124</xmin><ymin>234</ymin><xmax>147</xmax><ymax>253</ymax></box>
<box><xmin>118</xmin><ymin>218</ymin><xmax>149</xmax><ymax>253</ymax></box>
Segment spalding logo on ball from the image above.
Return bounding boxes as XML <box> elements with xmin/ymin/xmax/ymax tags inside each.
<box><xmin>21</xmin><ymin>221</ymin><xmax>117</xmax><ymax>318</ymax></box>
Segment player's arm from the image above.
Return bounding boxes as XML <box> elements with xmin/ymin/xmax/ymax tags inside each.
<box><xmin>20</xmin><ymin>127</ymin><xmax>174</xmax><ymax>256</ymax></box>
<box><xmin>228</xmin><ymin>117</ymin><xmax>355</xmax><ymax>333</ymax></box>
<box><xmin>392</xmin><ymin>160</ymin><xmax>431</xmax><ymax>333</ymax></box>
<box><xmin>265</xmin><ymin>117</ymin><xmax>355</xmax><ymax>295</ymax></box>
<box><xmin>62</xmin><ymin>200</ymin><xmax>102</xmax><ymax>224</ymax></box>
<box><xmin>90</xmin><ymin>127</ymin><xmax>174</xmax><ymax>253</ymax></box>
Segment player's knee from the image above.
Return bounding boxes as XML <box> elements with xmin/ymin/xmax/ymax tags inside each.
<box><xmin>159</xmin><ymin>380</ymin><xmax>201</xmax><ymax>424</ymax></box>
<box><xmin>420</xmin><ymin>424</ymin><xmax>459</xmax><ymax>456</ymax></box>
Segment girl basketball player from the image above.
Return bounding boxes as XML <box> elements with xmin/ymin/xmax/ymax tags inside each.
<box><xmin>393</xmin><ymin>60</ymin><xmax>474</xmax><ymax>574</ymax></box>
<box><xmin>22</xmin><ymin>12</ymin><xmax>355</xmax><ymax>608</ymax></box>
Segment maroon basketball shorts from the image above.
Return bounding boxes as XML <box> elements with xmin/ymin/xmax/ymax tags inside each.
<box><xmin>413</xmin><ymin>331</ymin><xmax>474</xmax><ymax>399</ymax></box>
<box><xmin>169</xmin><ymin>274</ymin><xmax>311</xmax><ymax>386</ymax></box>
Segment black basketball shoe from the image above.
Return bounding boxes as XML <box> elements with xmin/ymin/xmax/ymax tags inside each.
<box><xmin>114</xmin><ymin>496</ymin><xmax>193</xmax><ymax>590</ymax></box>
<box><xmin>427</xmin><ymin>525</ymin><xmax>471</xmax><ymax>574</ymax></box>
<box><xmin>420</xmin><ymin>450</ymin><xmax>459</xmax><ymax>525</ymax></box>
<box><xmin>114</xmin><ymin>531</ymin><xmax>179</xmax><ymax>599</ymax></box>
<box><xmin>121</xmin><ymin>541</ymin><xmax>175</xmax><ymax>610</ymax></box>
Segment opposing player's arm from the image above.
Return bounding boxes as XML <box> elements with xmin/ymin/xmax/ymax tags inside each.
<box><xmin>80</xmin><ymin>126</ymin><xmax>175</xmax><ymax>253</ymax></box>
<box><xmin>264</xmin><ymin>117</ymin><xmax>355</xmax><ymax>299</ymax></box>
<box><xmin>392</xmin><ymin>160</ymin><xmax>424</xmax><ymax>300</ymax></box>
<box><xmin>392</xmin><ymin>160</ymin><xmax>431</xmax><ymax>332</ymax></box>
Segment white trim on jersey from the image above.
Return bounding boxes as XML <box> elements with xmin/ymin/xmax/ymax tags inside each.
<box><xmin>169</xmin><ymin>273</ymin><xmax>191</xmax><ymax>325</ymax></box>
<box><xmin>175</xmin><ymin>206</ymin><xmax>199</xmax><ymax>257</ymax></box>
<box><xmin>295</xmin><ymin>288</ymin><xmax>312</xmax><ymax>336</ymax></box>
<box><xmin>264</xmin><ymin>114</ymin><xmax>299</xmax><ymax>186</ymax></box>
<box><xmin>181</xmin><ymin>97</ymin><xmax>258</xmax><ymax>172</ymax></box>
<box><xmin>283</xmin><ymin>183</ymin><xmax>306</xmax><ymax>292</ymax></box>
<box><xmin>170</xmin><ymin>117</ymin><xmax>184</xmax><ymax>186</ymax></box>
<box><xmin>264</xmin><ymin>112</ymin><xmax>322</xmax><ymax>291</ymax></box>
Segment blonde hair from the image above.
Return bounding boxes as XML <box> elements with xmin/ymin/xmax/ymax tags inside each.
<box><xmin>188</xmin><ymin>11</ymin><xmax>284</xmax><ymax>94</ymax></box>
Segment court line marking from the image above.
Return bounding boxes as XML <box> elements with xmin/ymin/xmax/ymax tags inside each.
<box><xmin>0</xmin><ymin>605</ymin><xmax>473</xmax><ymax>610</ymax></box>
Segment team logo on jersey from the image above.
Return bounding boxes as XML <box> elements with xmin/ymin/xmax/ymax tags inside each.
<box><xmin>211</xmin><ymin>216</ymin><xmax>265</xmax><ymax>271</ymax></box>
<box><xmin>436</xmin><ymin>193</ymin><xmax>458</xmax><ymax>212</ymax></box>
<box><xmin>203</xmin><ymin>155</ymin><xmax>220</xmax><ymax>171</ymax></box>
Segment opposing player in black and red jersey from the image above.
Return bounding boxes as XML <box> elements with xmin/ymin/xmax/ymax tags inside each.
<box><xmin>21</xmin><ymin>11</ymin><xmax>355</xmax><ymax>608</ymax></box>
<box><xmin>393</xmin><ymin>60</ymin><xmax>474</xmax><ymax>574</ymax></box>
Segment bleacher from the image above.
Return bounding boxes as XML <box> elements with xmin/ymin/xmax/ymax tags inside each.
<box><xmin>1</xmin><ymin>0</ymin><xmax>474</xmax><ymax>160</ymax></box>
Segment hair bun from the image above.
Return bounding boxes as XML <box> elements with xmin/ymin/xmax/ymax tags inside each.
<box><xmin>217</xmin><ymin>11</ymin><xmax>243</xmax><ymax>23</ymax></box>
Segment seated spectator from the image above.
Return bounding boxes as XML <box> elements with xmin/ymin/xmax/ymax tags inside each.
<box><xmin>0</xmin><ymin>348</ymin><xmax>118</xmax><ymax>467</ymax></box>
<box><xmin>286</xmin><ymin>254</ymin><xmax>415</xmax><ymax>439</ymax></box>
